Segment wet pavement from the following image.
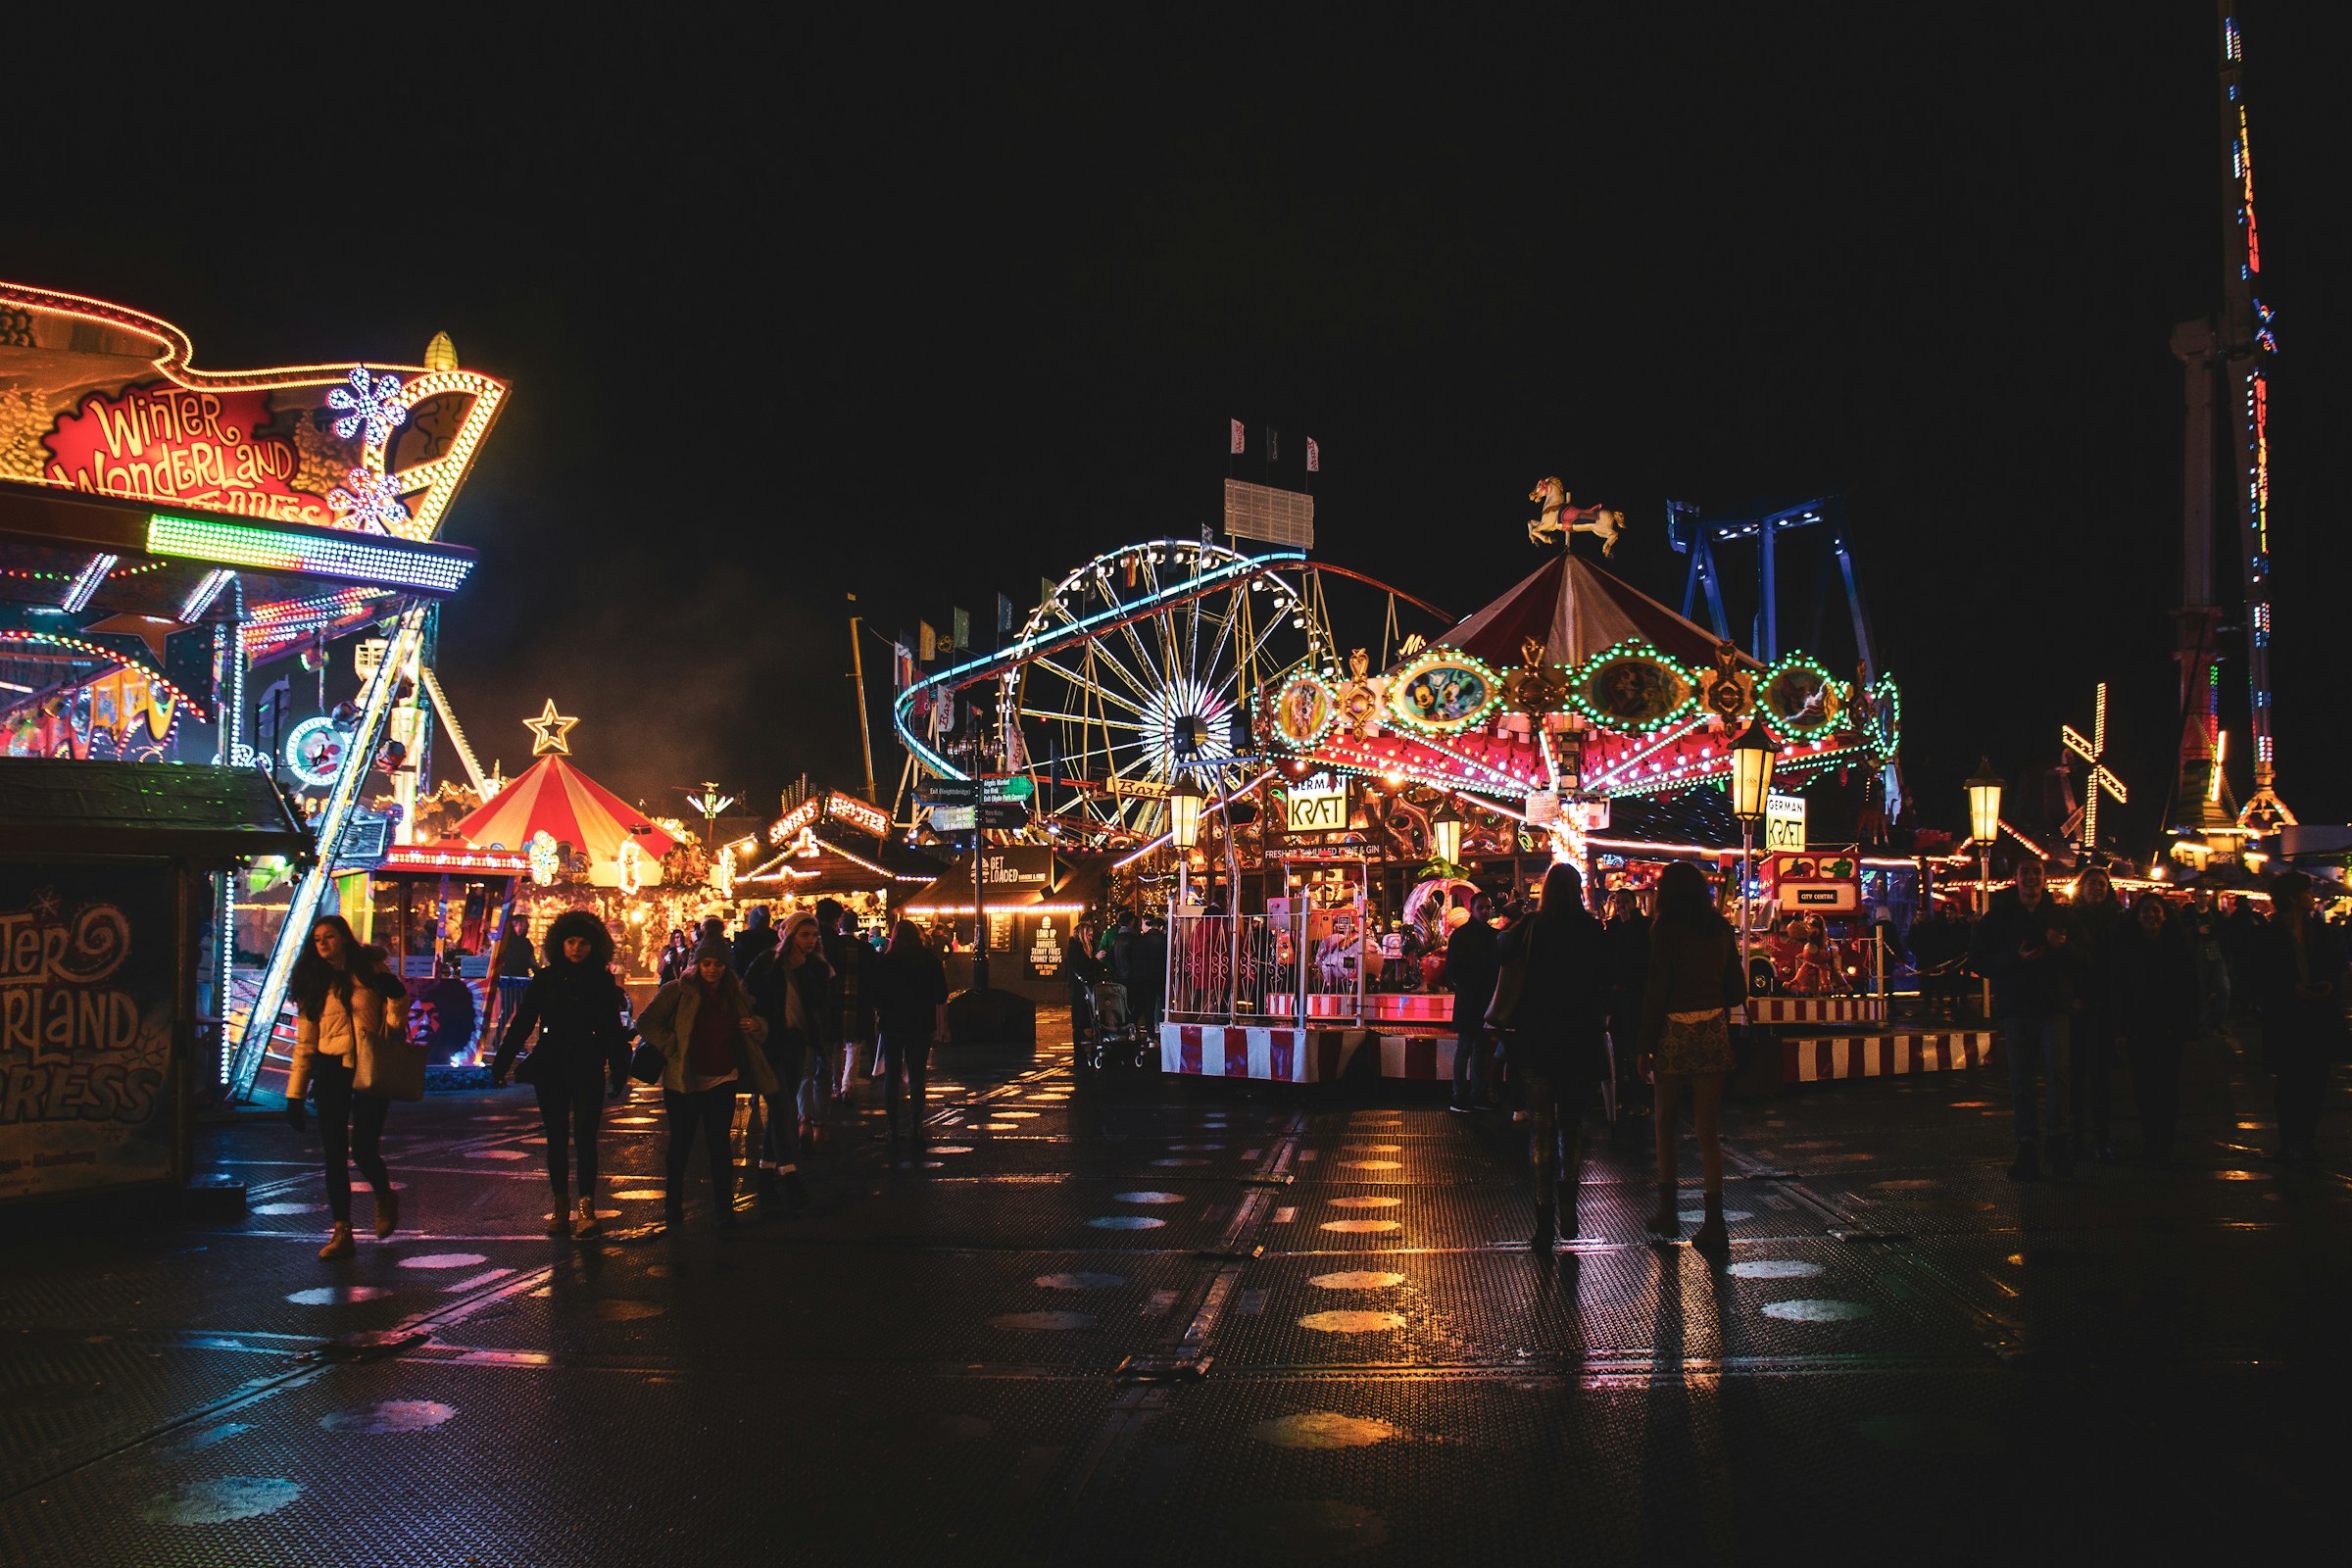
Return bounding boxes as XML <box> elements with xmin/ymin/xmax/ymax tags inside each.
<box><xmin>3</xmin><ymin>1020</ymin><xmax>2348</xmax><ymax>1566</ymax></box>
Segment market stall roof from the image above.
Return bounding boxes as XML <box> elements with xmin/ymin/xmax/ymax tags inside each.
<box><xmin>0</xmin><ymin>757</ymin><xmax>310</xmax><ymax>859</ymax></box>
<box><xmin>739</xmin><ymin>832</ymin><xmax>944</xmax><ymax>891</ymax></box>
<box><xmin>1435</xmin><ymin>552</ymin><xmax>1757</xmax><ymax>670</ymax></box>
<box><xmin>453</xmin><ymin>754</ymin><xmax>675</xmax><ymax>863</ymax></box>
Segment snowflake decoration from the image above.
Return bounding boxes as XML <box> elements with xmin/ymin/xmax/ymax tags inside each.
<box><xmin>326</xmin><ymin>367</ymin><xmax>408</xmax><ymax>446</ymax></box>
<box><xmin>28</xmin><ymin>886</ymin><xmax>62</xmax><ymax>921</ymax></box>
<box><xmin>327</xmin><ymin>466</ymin><xmax>411</xmax><ymax>534</ymax></box>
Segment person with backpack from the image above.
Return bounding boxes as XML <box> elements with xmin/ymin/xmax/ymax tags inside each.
<box><xmin>286</xmin><ymin>915</ymin><xmax>412</xmax><ymax>1260</ymax></box>
<box><xmin>491</xmin><ymin>909</ymin><xmax>633</xmax><ymax>1237</ymax></box>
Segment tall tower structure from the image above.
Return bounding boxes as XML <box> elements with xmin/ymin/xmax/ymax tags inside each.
<box><xmin>2173</xmin><ymin>4</ymin><xmax>2290</xmax><ymax>840</ymax></box>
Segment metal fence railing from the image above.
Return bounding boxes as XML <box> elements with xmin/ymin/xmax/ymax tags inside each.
<box><xmin>1164</xmin><ymin>902</ymin><xmax>1366</xmax><ymax>1028</ymax></box>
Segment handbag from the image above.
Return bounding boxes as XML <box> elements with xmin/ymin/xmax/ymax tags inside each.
<box><xmin>1485</xmin><ymin>922</ymin><xmax>1541</xmax><ymax>1032</ymax></box>
<box><xmin>628</xmin><ymin>1041</ymin><xmax>665</xmax><ymax>1085</ymax></box>
<box><xmin>354</xmin><ymin>1028</ymin><xmax>426</xmax><ymax>1102</ymax></box>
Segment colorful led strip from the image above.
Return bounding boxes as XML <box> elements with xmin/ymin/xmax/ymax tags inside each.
<box><xmin>0</xmin><ymin>629</ymin><xmax>209</xmax><ymax>721</ymax></box>
<box><xmin>60</xmin><ymin>554</ymin><xmax>119</xmax><ymax>612</ymax></box>
<box><xmin>146</xmin><ymin>514</ymin><xmax>471</xmax><ymax>593</ymax></box>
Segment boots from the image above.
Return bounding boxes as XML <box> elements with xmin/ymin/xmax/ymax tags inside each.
<box><xmin>2008</xmin><ymin>1141</ymin><xmax>2039</xmax><ymax>1182</ymax></box>
<box><xmin>1644</xmin><ymin>1184</ymin><xmax>1682</xmax><ymax>1240</ymax></box>
<box><xmin>1528</xmin><ymin>1202</ymin><xmax>1556</xmax><ymax>1254</ymax></box>
<box><xmin>1690</xmin><ymin>1193</ymin><xmax>1729</xmax><ymax>1252</ymax></box>
<box><xmin>572</xmin><ymin>1198</ymin><xmax>600</xmax><ymax>1238</ymax></box>
<box><xmin>373</xmin><ymin>1188</ymin><xmax>400</xmax><ymax>1239</ymax></box>
<box><xmin>318</xmin><ymin>1221</ymin><xmax>355</xmax><ymax>1260</ymax></box>
<box><xmin>2046</xmin><ymin>1132</ymin><xmax>2075</xmax><ymax>1177</ymax></box>
<box><xmin>545</xmin><ymin>1202</ymin><xmax>571</xmax><ymax>1235</ymax></box>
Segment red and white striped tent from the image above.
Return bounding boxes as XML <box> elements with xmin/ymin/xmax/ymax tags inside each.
<box><xmin>453</xmin><ymin>755</ymin><xmax>676</xmax><ymax>887</ymax></box>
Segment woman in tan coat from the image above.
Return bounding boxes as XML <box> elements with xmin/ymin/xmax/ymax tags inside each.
<box><xmin>636</xmin><ymin>938</ymin><xmax>776</xmax><ymax>1228</ymax></box>
<box><xmin>286</xmin><ymin>915</ymin><xmax>412</xmax><ymax>1259</ymax></box>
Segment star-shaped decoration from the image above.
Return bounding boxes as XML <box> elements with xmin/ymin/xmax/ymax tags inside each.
<box><xmin>28</xmin><ymin>886</ymin><xmax>62</xmax><ymax>921</ymax></box>
<box><xmin>524</xmin><ymin>700</ymin><xmax>579</xmax><ymax>756</ymax></box>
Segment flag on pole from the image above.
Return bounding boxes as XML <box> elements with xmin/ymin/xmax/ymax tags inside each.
<box><xmin>893</xmin><ymin>640</ymin><xmax>915</xmax><ymax>691</ymax></box>
<box><xmin>1267</xmin><ymin>429</ymin><xmax>1280</xmax><ymax>463</ymax></box>
<box><xmin>951</xmin><ymin>607</ymin><xmax>969</xmax><ymax>655</ymax></box>
<box><xmin>996</xmin><ymin>592</ymin><xmax>1014</xmax><ymax>640</ymax></box>
<box><xmin>1230</xmin><ymin>418</ymin><xmax>1244</xmax><ymax>455</ymax></box>
<box><xmin>1306</xmin><ymin>437</ymin><xmax>1319</xmax><ymax>472</ymax></box>
<box><xmin>918</xmin><ymin>621</ymin><xmax>936</xmax><ymax>662</ymax></box>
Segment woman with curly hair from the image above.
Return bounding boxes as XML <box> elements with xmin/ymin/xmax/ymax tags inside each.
<box><xmin>492</xmin><ymin>909</ymin><xmax>633</xmax><ymax>1237</ymax></box>
<box><xmin>1636</xmin><ymin>860</ymin><xmax>1747</xmax><ymax>1251</ymax></box>
<box><xmin>286</xmin><ymin>914</ymin><xmax>411</xmax><ymax>1260</ymax></box>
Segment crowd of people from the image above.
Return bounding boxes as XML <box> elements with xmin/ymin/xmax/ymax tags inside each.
<box><xmin>276</xmin><ymin>861</ymin><xmax>2343</xmax><ymax>1266</ymax></box>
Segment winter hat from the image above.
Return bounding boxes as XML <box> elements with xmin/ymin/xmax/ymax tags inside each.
<box><xmin>693</xmin><ymin>936</ymin><xmax>731</xmax><ymax>965</ymax></box>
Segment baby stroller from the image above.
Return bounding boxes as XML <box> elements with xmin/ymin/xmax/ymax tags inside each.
<box><xmin>1085</xmin><ymin>979</ymin><xmax>1145</xmax><ymax>1070</ymax></box>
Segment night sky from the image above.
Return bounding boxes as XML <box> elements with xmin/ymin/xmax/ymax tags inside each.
<box><xmin>8</xmin><ymin>6</ymin><xmax>2346</xmax><ymax>843</ymax></box>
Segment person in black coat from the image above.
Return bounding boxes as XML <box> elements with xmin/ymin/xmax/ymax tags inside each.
<box><xmin>1494</xmin><ymin>863</ymin><xmax>1610</xmax><ymax>1252</ymax></box>
<box><xmin>492</xmin><ymin>909</ymin><xmax>632</xmax><ymax>1238</ymax></box>
<box><xmin>1446</xmin><ymin>893</ymin><xmax>1501</xmax><ymax>1112</ymax></box>
<box><xmin>2253</xmin><ymin>871</ymin><xmax>2346</xmax><ymax>1167</ymax></box>
<box><xmin>873</xmin><ymin>920</ymin><xmax>951</xmax><ymax>1142</ymax></box>
<box><xmin>1969</xmin><ymin>859</ymin><xmax>2082</xmax><ymax>1180</ymax></box>
<box><xmin>2118</xmin><ymin>896</ymin><xmax>2197</xmax><ymax>1164</ymax></box>
<box><xmin>1601</xmin><ymin>887</ymin><xmax>1652</xmax><ymax>1103</ymax></box>
<box><xmin>743</xmin><ymin>914</ymin><xmax>833</xmax><ymax>1210</ymax></box>
<box><xmin>1066</xmin><ymin>918</ymin><xmax>1105</xmax><ymax>1049</ymax></box>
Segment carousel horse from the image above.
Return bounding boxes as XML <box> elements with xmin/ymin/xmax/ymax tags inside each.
<box><xmin>1527</xmin><ymin>476</ymin><xmax>1626</xmax><ymax>557</ymax></box>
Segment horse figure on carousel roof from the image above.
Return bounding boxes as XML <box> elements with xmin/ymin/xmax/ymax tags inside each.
<box><xmin>1527</xmin><ymin>476</ymin><xmax>1625</xmax><ymax>557</ymax></box>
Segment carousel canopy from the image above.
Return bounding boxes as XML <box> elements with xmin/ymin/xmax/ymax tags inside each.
<box><xmin>453</xmin><ymin>754</ymin><xmax>676</xmax><ymax>866</ymax></box>
<box><xmin>1436</xmin><ymin>553</ymin><xmax>1755</xmax><ymax>670</ymax></box>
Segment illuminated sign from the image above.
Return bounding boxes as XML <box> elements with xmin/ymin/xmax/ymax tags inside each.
<box><xmin>1</xmin><ymin>282</ymin><xmax>507</xmax><ymax>546</ymax></box>
<box><xmin>769</xmin><ymin>798</ymin><xmax>821</xmax><ymax>844</ymax></box>
<box><xmin>825</xmin><ymin>791</ymin><xmax>890</xmax><ymax>838</ymax></box>
<box><xmin>282</xmin><ymin>715</ymin><xmax>346</xmax><ymax>788</ymax></box>
<box><xmin>1286</xmin><ymin>783</ymin><xmax>1348</xmax><ymax>834</ymax></box>
<box><xmin>1107</xmin><ymin>776</ymin><xmax>1173</xmax><ymax>801</ymax></box>
<box><xmin>1765</xmin><ymin>792</ymin><xmax>1808</xmax><ymax>853</ymax></box>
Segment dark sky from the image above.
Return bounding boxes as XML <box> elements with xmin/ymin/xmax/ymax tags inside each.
<box><xmin>8</xmin><ymin>6</ymin><xmax>2346</xmax><ymax>844</ymax></box>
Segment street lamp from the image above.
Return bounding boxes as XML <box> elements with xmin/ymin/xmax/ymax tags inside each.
<box><xmin>1965</xmin><ymin>758</ymin><xmax>2004</xmax><ymax>1019</ymax></box>
<box><xmin>1430</xmin><ymin>798</ymin><xmax>1463</xmax><ymax>866</ymax></box>
<box><xmin>1728</xmin><ymin>721</ymin><xmax>1775</xmax><ymax>989</ymax></box>
<box><xmin>1170</xmin><ymin>776</ymin><xmax>1205</xmax><ymax>909</ymax></box>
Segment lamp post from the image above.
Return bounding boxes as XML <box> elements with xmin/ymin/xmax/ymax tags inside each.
<box><xmin>1431</xmin><ymin>798</ymin><xmax>1463</xmax><ymax>868</ymax></box>
<box><xmin>1170</xmin><ymin>776</ymin><xmax>1204</xmax><ymax>910</ymax></box>
<box><xmin>1966</xmin><ymin>758</ymin><xmax>2004</xmax><ymax>1020</ymax></box>
<box><xmin>1729</xmin><ymin>720</ymin><xmax>1776</xmax><ymax>989</ymax></box>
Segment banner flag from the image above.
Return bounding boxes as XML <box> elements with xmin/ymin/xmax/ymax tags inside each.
<box><xmin>1306</xmin><ymin>437</ymin><xmax>1319</xmax><ymax>472</ymax></box>
<box><xmin>1230</xmin><ymin>418</ymin><xmax>1245</xmax><ymax>455</ymax></box>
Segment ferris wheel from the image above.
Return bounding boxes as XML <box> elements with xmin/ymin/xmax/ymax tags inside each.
<box><xmin>996</xmin><ymin>540</ymin><xmax>1330</xmax><ymax>841</ymax></box>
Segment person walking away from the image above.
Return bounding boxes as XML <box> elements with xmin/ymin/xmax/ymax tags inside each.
<box><xmin>1602</xmin><ymin>887</ymin><xmax>1652</xmax><ymax>1106</ymax></box>
<box><xmin>286</xmin><ymin>916</ymin><xmax>411</xmax><ymax>1259</ymax></box>
<box><xmin>1635</xmin><ymin>862</ymin><xmax>1744</xmax><ymax>1250</ymax></box>
<box><xmin>490</xmin><ymin>909</ymin><xmax>632</xmax><ymax>1237</ymax></box>
<box><xmin>730</xmin><ymin>905</ymin><xmax>778</xmax><ymax>977</ymax></box>
<box><xmin>743</xmin><ymin>916</ymin><xmax>831</xmax><ymax>1208</ymax></box>
<box><xmin>2254</xmin><ymin>871</ymin><xmax>2346</xmax><ymax>1168</ymax></box>
<box><xmin>1066</xmin><ymin>919</ymin><xmax>1104</xmax><ymax>1055</ymax></box>
<box><xmin>1493</xmin><ymin>864</ymin><xmax>1609</xmax><ymax>1251</ymax></box>
<box><xmin>1446</xmin><ymin>893</ymin><xmax>1502</xmax><ymax>1113</ymax></box>
<box><xmin>817</xmin><ymin>899</ymin><xmax>874</xmax><ymax>1101</ymax></box>
<box><xmin>637</xmin><ymin>937</ymin><xmax>775</xmax><ymax>1227</ymax></box>
<box><xmin>874</xmin><ymin>920</ymin><xmax>951</xmax><ymax>1142</ymax></box>
<box><xmin>491</xmin><ymin>919</ymin><xmax>537</xmax><ymax>1042</ymax></box>
<box><xmin>2119</xmin><ymin>895</ymin><xmax>2196</xmax><ymax>1164</ymax></box>
<box><xmin>2187</xmin><ymin>889</ymin><xmax>2230</xmax><ymax>1037</ymax></box>
<box><xmin>1971</xmin><ymin>858</ymin><xmax>2080</xmax><ymax>1180</ymax></box>
<box><xmin>1910</xmin><ymin>902</ymin><xmax>1954</xmax><ymax>1020</ymax></box>
<box><xmin>2070</xmin><ymin>868</ymin><xmax>2132</xmax><ymax>1163</ymax></box>
<box><xmin>1131</xmin><ymin>916</ymin><xmax>1168</xmax><ymax>1034</ymax></box>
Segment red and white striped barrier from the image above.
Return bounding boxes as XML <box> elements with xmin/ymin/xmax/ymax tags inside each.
<box><xmin>1373</xmin><ymin>1031</ymin><xmax>1459</xmax><ymax>1080</ymax></box>
<box><xmin>1782</xmin><ymin>1032</ymin><xmax>1996</xmax><ymax>1083</ymax></box>
<box><xmin>1160</xmin><ymin>1024</ymin><xmax>1371</xmax><ymax>1083</ymax></box>
<box><xmin>1748</xmin><ymin>995</ymin><xmax>1887</xmax><ymax>1026</ymax></box>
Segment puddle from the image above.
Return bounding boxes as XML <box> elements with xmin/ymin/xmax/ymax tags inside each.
<box><xmin>1113</xmin><ymin>1192</ymin><xmax>1186</xmax><ymax>1203</ymax></box>
<box><xmin>144</xmin><ymin>1477</ymin><xmax>302</xmax><ymax>1525</ymax></box>
<box><xmin>1320</xmin><ymin>1219</ymin><xmax>1401</xmax><ymax>1234</ymax></box>
<box><xmin>286</xmin><ymin>1286</ymin><xmax>395</xmax><ymax>1305</ymax></box>
<box><xmin>1036</xmin><ymin>1272</ymin><xmax>1125</xmax><ymax>1290</ymax></box>
<box><xmin>320</xmin><ymin>1400</ymin><xmax>457</xmax><ymax>1434</ymax></box>
<box><xmin>1250</xmin><ymin>1411</ymin><xmax>1402</xmax><ymax>1449</ymax></box>
<box><xmin>1726</xmin><ymin>1260</ymin><xmax>1824</xmax><ymax>1280</ymax></box>
<box><xmin>1298</xmin><ymin>1310</ymin><xmax>1406</xmax><ymax>1333</ymax></box>
<box><xmin>1761</xmin><ymin>1298</ymin><xmax>1874</xmax><ymax>1323</ymax></box>
<box><xmin>1308</xmin><ymin>1271</ymin><xmax>1405</xmax><ymax>1289</ymax></box>
<box><xmin>1087</xmin><ymin>1215</ymin><xmax>1166</xmax><ymax>1230</ymax></box>
<box><xmin>397</xmin><ymin>1252</ymin><xmax>488</xmax><ymax>1270</ymax></box>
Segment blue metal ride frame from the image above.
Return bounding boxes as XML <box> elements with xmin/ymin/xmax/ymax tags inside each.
<box><xmin>1666</xmin><ymin>495</ymin><xmax>1879</xmax><ymax>680</ymax></box>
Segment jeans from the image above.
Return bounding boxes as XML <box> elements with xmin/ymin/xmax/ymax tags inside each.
<box><xmin>2125</xmin><ymin>1034</ymin><xmax>2181</xmax><ymax>1157</ymax></box>
<box><xmin>662</xmin><ymin>1085</ymin><xmax>735</xmax><ymax>1212</ymax></box>
<box><xmin>2003</xmin><ymin>1014</ymin><xmax>2071</xmax><ymax>1143</ymax></box>
<box><xmin>1519</xmin><ymin>1065</ymin><xmax>1574</xmax><ymax>1208</ymax></box>
<box><xmin>877</xmin><ymin>1028</ymin><xmax>933</xmax><ymax>1136</ymax></box>
<box><xmin>310</xmin><ymin>1056</ymin><xmax>391</xmax><ymax>1224</ymax></box>
<box><xmin>2276</xmin><ymin>1056</ymin><xmax>2331</xmax><ymax>1156</ymax></box>
<box><xmin>1450</xmin><ymin>1023</ymin><xmax>1490</xmax><ymax>1106</ymax></box>
<box><xmin>532</xmin><ymin>1072</ymin><xmax>605</xmax><ymax>1201</ymax></box>
<box><xmin>2071</xmin><ymin>1010</ymin><xmax>2117</xmax><ymax>1141</ymax></box>
<box><xmin>2196</xmin><ymin>957</ymin><xmax>2230</xmax><ymax>1034</ymax></box>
